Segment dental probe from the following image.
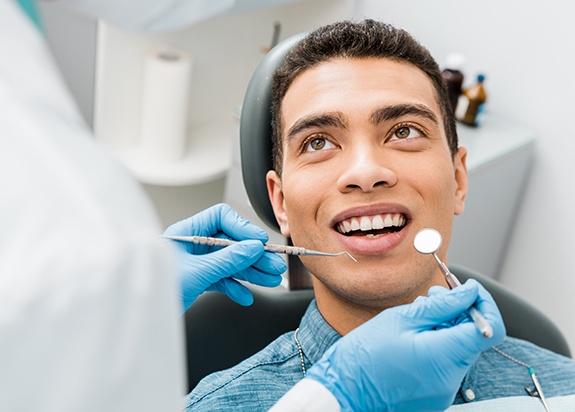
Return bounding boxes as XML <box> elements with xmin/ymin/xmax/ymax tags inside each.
<box><xmin>413</xmin><ymin>228</ymin><xmax>493</xmax><ymax>339</ymax></box>
<box><xmin>161</xmin><ymin>235</ymin><xmax>357</xmax><ymax>262</ymax></box>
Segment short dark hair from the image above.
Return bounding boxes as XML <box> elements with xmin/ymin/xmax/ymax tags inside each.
<box><xmin>270</xmin><ymin>19</ymin><xmax>458</xmax><ymax>175</ymax></box>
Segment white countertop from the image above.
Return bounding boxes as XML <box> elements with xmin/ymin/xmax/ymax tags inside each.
<box><xmin>458</xmin><ymin>114</ymin><xmax>536</xmax><ymax>172</ymax></box>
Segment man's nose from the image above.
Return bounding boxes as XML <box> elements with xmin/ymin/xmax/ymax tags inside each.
<box><xmin>336</xmin><ymin>143</ymin><xmax>398</xmax><ymax>193</ymax></box>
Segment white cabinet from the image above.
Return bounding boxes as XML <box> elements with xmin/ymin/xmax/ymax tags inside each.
<box><xmin>451</xmin><ymin>116</ymin><xmax>535</xmax><ymax>278</ymax></box>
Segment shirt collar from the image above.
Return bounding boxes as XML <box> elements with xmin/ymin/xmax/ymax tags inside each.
<box><xmin>297</xmin><ymin>299</ymin><xmax>341</xmax><ymax>365</ymax></box>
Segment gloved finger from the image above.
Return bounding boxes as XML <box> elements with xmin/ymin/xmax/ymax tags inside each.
<box><xmin>412</xmin><ymin>292</ymin><xmax>450</xmax><ymax>330</ymax></box>
<box><xmin>178</xmin><ymin>240</ymin><xmax>265</xmax><ymax>304</ymax></box>
<box><xmin>182</xmin><ymin>293</ymin><xmax>196</xmax><ymax>313</ymax></box>
<box><xmin>427</xmin><ymin>280</ymin><xmax>503</xmax><ymax>336</ymax></box>
<box><xmin>425</xmin><ymin>280</ymin><xmax>504</xmax><ymax>347</ymax></box>
<box><xmin>398</xmin><ymin>280</ymin><xmax>480</xmax><ymax>327</ymax></box>
<box><xmin>187</xmin><ymin>240</ymin><xmax>283</xmax><ymax>289</ymax></box>
<box><xmin>163</xmin><ymin>216</ymin><xmax>210</xmax><ymax>256</ymax></box>
<box><xmin>471</xmin><ymin>280</ymin><xmax>501</xmax><ymax>321</ymax></box>
<box><xmin>428</xmin><ymin>316</ymin><xmax>497</xmax><ymax>363</ymax></box>
<box><xmin>200</xmin><ymin>240</ymin><xmax>266</xmax><ymax>276</ymax></box>
<box><xmin>427</xmin><ymin>282</ymin><xmax>505</xmax><ymax>356</ymax></box>
<box><xmin>207</xmin><ymin>278</ymin><xmax>254</xmax><ymax>306</ymax></box>
<box><xmin>250</xmin><ymin>251</ymin><xmax>288</xmax><ymax>276</ymax></box>
<box><xmin>234</xmin><ymin>266</ymin><xmax>284</xmax><ymax>288</ymax></box>
<box><xmin>435</xmin><ymin>285</ymin><xmax>474</xmax><ymax>328</ymax></box>
<box><xmin>446</xmin><ymin>279</ymin><xmax>505</xmax><ymax>340</ymax></box>
<box><xmin>432</xmin><ymin>311</ymin><xmax>473</xmax><ymax>333</ymax></box>
<box><xmin>427</xmin><ymin>285</ymin><xmax>450</xmax><ymax>297</ymax></box>
<box><xmin>469</xmin><ymin>280</ymin><xmax>506</xmax><ymax>343</ymax></box>
<box><xmin>218</xmin><ymin>203</ymin><xmax>269</xmax><ymax>242</ymax></box>
<box><xmin>163</xmin><ymin>203</ymin><xmax>269</xmax><ymax>243</ymax></box>
<box><xmin>426</xmin><ymin>286</ymin><xmax>461</xmax><ymax>329</ymax></box>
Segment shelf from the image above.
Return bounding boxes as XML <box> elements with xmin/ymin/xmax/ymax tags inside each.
<box><xmin>107</xmin><ymin>123</ymin><xmax>232</xmax><ymax>186</ymax></box>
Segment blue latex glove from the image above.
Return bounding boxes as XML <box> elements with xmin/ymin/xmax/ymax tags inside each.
<box><xmin>163</xmin><ymin>204</ymin><xmax>287</xmax><ymax>312</ymax></box>
<box><xmin>306</xmin><ymin>279</ymin><xmax>506</xmax><ymax>412</ymax></box>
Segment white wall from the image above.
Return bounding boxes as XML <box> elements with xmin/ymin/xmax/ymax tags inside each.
<box><xmin>353</xmin><ymin>0</ymin><xmax>575</xmax><ymax>351</ymax></box>
<box><xmin>39</xmin><ymin>2</ymin><xmax>97</xmax><ymax>126</ymax></box>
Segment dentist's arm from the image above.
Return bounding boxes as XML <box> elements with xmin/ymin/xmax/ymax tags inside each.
<box><xmin>270</xmin><ymin>280</ymin><xmax>506</xmax><ymax>412</ymax></box>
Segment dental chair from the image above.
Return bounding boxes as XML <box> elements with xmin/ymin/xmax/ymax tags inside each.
<box><xmin>183</xmin><ymin>34</ymin><xmax>572</xmax><ymax>392</ymax></box>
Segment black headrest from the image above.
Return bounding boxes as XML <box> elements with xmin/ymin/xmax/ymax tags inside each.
<box><xmin>239</xmin><ymin>33</ymin><xmax>305</xmax><ymax>233</ymax></box>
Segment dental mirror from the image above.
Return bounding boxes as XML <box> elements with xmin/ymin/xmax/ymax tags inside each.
<box><xmin>413</xmin><ymin>227</ymin><xmax>494</xmax><ymax>338</ymax></box>
<box><xmin>413</xmin><ymin>228</ymin><xmax>443</xmax><ymax>254</ymax></box>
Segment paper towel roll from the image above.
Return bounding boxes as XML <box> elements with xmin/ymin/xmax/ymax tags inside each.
<box><xmin>139</xmin><ymin>48</ymin><xmax>192</xmax><ymax>162</ymax></box>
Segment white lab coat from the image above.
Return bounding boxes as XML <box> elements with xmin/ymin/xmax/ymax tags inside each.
<box><xmin>0</xmin><ymin>1</ymin><xmax>184</xmax><ymax>411</ymax></box>
<box><xmin>0</xmin><ymin>1</ymin><xmax>339</xmax><ymax>411</ymax></box>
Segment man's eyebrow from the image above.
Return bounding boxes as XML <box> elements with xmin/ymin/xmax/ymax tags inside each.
<box><xmin>286</xmin><ymin>112</ymin><xmax>348</xmax><ymax>141</ymax></box>
<box><xmin>369</xmin><ymin>104</ymin><xmax>439</xmax><ymax>125</ymax></box>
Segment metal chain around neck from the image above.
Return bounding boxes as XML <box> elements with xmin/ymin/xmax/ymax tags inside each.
<box><xmin>293</xmin><ymin>328</ymin><xmax>306</xmax><ymax>377</ymax></box>
<box><xmin>491</xmin><ymin>346</ymin><xmax>530</xmax><ymax>368</ymax></box>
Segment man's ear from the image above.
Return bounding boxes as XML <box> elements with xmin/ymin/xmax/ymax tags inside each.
<box><xmin>453</xmin><ymin>147</ymin><xmax>468</xmax><ymax>216</ymax></box>
<box><xmin>266</xmin><ymin>170</ymin><xmax>291</xmax><ymax>237</ymax></box>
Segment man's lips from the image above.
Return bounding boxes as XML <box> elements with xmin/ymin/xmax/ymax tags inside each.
<box><xmin>335</xmin><ymin>213</ymin><xmax>407</xmax><ymax>238</ymax></box>
<box><xmin>329</xmin><ymin>207</ymin><xmax>411</xmax><ymax>254</ymax></box>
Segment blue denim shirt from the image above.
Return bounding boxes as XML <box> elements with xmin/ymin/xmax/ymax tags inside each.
<box><xmin>185</xmin><ymin>300</ymin><xmax>575</xmax><ymax>411</ymax></box>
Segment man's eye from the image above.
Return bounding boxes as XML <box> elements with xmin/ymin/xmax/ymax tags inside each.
<box><xmin>304</xmin><ymin>136</ymin><xmax>336</xmax><ymax>152</ymax></box>
<box><xmin>392</xmin><ymin>126</ymin><xmax>423</xmax><ymax>140</ymax></box>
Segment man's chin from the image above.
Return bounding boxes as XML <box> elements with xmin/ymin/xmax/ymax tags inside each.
<box><xmin>318</xmin><ymin>280</ymin><xmax>423</xmax><ymax>310</ymax></box>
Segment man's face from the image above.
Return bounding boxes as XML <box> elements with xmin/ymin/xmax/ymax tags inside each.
<box><xmin>267</xmin><ymin>58</ymin><xmax>468</xmax><ymax>316</ymax></box>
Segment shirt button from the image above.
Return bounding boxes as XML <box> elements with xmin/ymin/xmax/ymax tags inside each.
<box><xmin>465</xmin><ymin>388</ymin><xmax>476</xmax><ymax>401</ymax></box>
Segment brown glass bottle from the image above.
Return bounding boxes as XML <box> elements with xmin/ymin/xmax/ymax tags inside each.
<box><xmin>457</xmin><ymin>74</ymin><xmax>487</xmax><ymax>127</ymax></box>
<box><xmin>442</xmin><ymin>53</ymin><xmax>465</xmax><ymax>114</ymax></box>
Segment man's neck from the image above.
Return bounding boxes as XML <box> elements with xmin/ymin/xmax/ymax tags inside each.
<box><xmin>311</xmin><ymin>275</ymin><xmax>445</xmax><ymax>335</ymax></box>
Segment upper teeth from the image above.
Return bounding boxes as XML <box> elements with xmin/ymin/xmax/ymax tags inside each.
<box><xmin>337</xmin><ymin>214</ymin><xmax>406</xmax><ymax>234</ymax></box>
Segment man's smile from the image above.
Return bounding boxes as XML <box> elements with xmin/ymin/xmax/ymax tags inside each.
<box><xmin>335</xmin><ymin>213</ymin><xmax>407</xmax><ymax>238</ymax></box>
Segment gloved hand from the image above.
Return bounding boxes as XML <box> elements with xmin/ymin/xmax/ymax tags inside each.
<box><xmin>305</xmin><ymin>279</ymin><xmax>506</xmax><ymax>412</ymax></box>
<box><xmin>163</xmin><ymin>203</ymin><xmax>287</xmax><ymax>312</ymax></box>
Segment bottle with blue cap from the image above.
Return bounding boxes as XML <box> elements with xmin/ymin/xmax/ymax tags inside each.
<box><xmin>456</xmin><ymin>73</ymin><xmax>487</xmax><ymax>127</ymax></box>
